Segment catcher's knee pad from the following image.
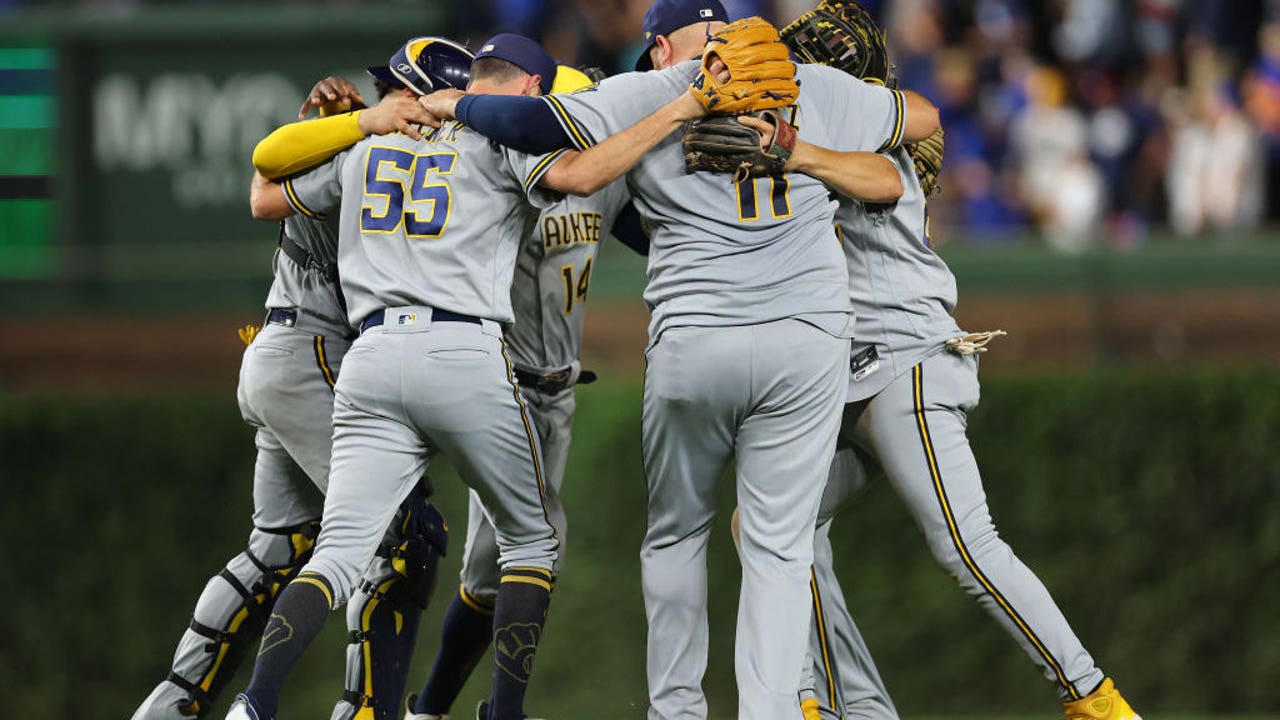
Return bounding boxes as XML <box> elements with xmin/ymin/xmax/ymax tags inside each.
<box><xmin>334</xmin><ymin>489</ymin><xmax>447</xmax><ymax>720</ymax></box>
<box><xmin>155</xmin><ymin>520</ymin><xmax>320</xmax><ymax>718</ymax></box>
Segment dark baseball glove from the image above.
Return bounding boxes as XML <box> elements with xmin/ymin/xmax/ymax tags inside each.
<box><xmin>781</xmin><ymin>0</ymin><xmax>893</xmax><ymax>87</ymax></box>
<box><xmin>906</xmin><ymin>126</ymin><xmax>944</xmax><ymax>195</ymax></box>
<box><xmin>684</xmin><ymin>109</ymin><xmax>798</xmax><ymax>182</ymax></box>
<box><xmin>691</xmin><ymin>17</ymin><xmax>799</xmax><ymax>114</ymax></box>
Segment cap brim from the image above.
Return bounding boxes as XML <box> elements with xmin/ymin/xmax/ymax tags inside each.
<box><xmin>634</xmin><ymin>43</ymin><xmax>656</xmax><ymax>71</ymax></box>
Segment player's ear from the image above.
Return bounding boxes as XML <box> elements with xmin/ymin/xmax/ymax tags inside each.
<box><xmin>652</xmin><ymin>36</ymin><xmax>670</xmax><ymax>69</ymax></box>
<box><xmin>525</xmin><ymin>74</ymin><xmax>543</xmax><ymax>97</ymax></box>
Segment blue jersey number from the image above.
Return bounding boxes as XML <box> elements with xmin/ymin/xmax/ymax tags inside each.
<box><xmin>361</xmin><ymin>146</ymin><xmax>457</xmax><ymax>238</ymax></box>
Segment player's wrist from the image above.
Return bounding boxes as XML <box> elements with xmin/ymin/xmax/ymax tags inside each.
<box><xmin>783</xmin><ymin>140</ymin><xmax>814</xmax><ymax>173</ymax></box>
<box><xmin>670</xmin><ymin>92</ymin><xmax>707</xmax><ymax>123</ymax></box>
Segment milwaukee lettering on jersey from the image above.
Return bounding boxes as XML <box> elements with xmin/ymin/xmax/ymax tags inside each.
<box><xmin>541</xmin><ymin>211</ymin><xmax>604</xmax><ymax>249</ymax></box>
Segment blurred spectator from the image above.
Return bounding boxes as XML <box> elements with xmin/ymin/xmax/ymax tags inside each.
<box><xmin>1166</xmin><ymin>54</ymin><xmax>1265</xmax><ymax>237</ymax></box>
<box><xmin>5</xmin><ymin>0</ymin><xmax>1275</xmax><ymax>246</ymax></box>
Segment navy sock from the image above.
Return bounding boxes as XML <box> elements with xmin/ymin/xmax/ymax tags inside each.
<box><xmin>243</xmin><ymin>572</ymin><xmax>334</xmax><ymax>718</ymax></box>
<box><xmin>413</xmin><ymin>588</ymin><xmax>495</xmax><ymax>715</ymax></box>
<box><xmin>487</xmin><ymin>568</ymin><xmax>552</xmax><ymax>720</ymax></box>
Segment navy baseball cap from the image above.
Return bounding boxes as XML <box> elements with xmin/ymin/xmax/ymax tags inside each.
<box><xmin>474</xmin><ymin>33</ymin><xmax>557</xmax><ymax>95</ymax></box>
<box><xmin>635</xmin><ymin>0</ymin><xmax>729</xmax><ymax>71</ymax></box>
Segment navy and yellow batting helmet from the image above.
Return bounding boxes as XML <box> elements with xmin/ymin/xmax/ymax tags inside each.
<box><xmin>367</xmin><ymin>37</ymin><xmax>474</xmax><ymax>95</ymax></box>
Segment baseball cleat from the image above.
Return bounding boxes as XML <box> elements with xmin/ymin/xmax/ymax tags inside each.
<box><xmin>404</xmin><ymin>694</ymin><xmax>449</xmax><ymax>720</ymax></box>
<box><xmin>225</xmin><ymin>694</ymin><xmax>268</xmax><ymax>720</ymax></box>
<box><xmin>1064</xmin><ymin>678</ymin><xmax>1142</xmax><ymax>720</ymax></box>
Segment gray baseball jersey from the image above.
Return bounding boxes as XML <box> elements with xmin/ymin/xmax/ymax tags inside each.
<box><xmin>263</xmin><ymin>215</ymin><xmax>350</xmax><ymax>334</ymax></box>
<box><xmin>283</xmin><ymin>121</ymin><xmax>565</xmax><ymax>328</ymax></box>
<box><xmin>506</xmin><ymin>179</ymin><xmax>632</xmax><ymax>371</ymax></box>
<box><xmin>545</xmin><ymin>61</ymin><xmax>908</xmax><ymax>343</ymax></box>
<box><xmin>837</xmin><ymin>146</ymin><xmax>960</xmax><ymax>402</ymax></box>
<box><xmin>275</xmin><ymin>122</ymin><xmax>563</xmax><ymax>607</ymax></box>
<box><xmin>542</xmin><ymin>62</ymin><xmax>909</xmax><ymax>720</ymax></box>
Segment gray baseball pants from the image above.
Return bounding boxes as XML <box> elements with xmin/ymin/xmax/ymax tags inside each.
<box><xmin>807</xmin><ymin>349</ymin><xmax>1105</xmax><ymax>714</ymax></box>
<box><xmin>132</xmin><ymin>321</ymin><xmax>345</xmax><ymax>720</ymax></box>
<box><xmin>303</xmin><ymin>311</ymin><xmax>559</xmax><ymax>606</ymax></box>
<box><xmin>459</xmin><ymin>384</ymin><xmax>574</xmax><ymax>605</ymax></box>
<box><xmin>641</xmin><ymin>318</ymin><xmax>849</xmax><ymax>720</ymax></box>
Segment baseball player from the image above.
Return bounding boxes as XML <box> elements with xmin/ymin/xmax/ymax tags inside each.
<box><xmin>708</xmin><ymin>4</ymin><xmax>1142</xmax><ymax>720</ymax></box>
<box><xmin>412</xmin><ymin>6</ymin><xmax>940</xmax><ymax>719</ymax></box>
<box><xmin>227</xmin><ymin>31</ymin><xmax>698</xmax><ymax>720</ymax></box>
<box><xmin>403</xmin><ymin>64</ymin><xmax>644</xmax><ymax>720</ymax></box>
<box><xmin>130</xmin><ymin>71</ymin><xmax>449</xmax><ymax>720</ymax></box>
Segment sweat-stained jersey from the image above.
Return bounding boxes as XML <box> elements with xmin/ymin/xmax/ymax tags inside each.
<box><xmin>281</xmin><ymin>120</ymin><xmax>564</xmax><ymax>327</ymax></box>
<box><xmin>542</xmin><ymin>60</ymin><xmax>909</xmax><ymax>343</ymax></box>
<box><xmin>506</xmin><ymin>179</ymin><xmax>632</xmax><ymax>372</ymax></box>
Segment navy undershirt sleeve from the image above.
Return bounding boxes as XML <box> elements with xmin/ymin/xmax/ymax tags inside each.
<box><xmin>455</xmin><ymin>94</ymin><xmax>574</xmax><ymax>155</ymax></box>
<box><xmin>609</xmin><ymin>201</ymin><xmax>650</xmax><ymax>256</ymax></box>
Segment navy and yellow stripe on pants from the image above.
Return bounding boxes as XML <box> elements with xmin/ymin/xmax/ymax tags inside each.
<box><xmin>911</xmin><ymin>364</ymin><xmax>1080</xmax><ymax>699</ymax></box>
<box><xmin>499</xmin><ymin>340</ymin><xmax>557</xmax><ymax>541</ymax></box>
<box><xmin>809</xmin><ymin>567</ymin><xmax>842</xmax><ymax>718</ymax></box>
<box><xmin>313</xmin><ymin>336</ymin><xmax>337</xmax><ymax>389</ymax></box>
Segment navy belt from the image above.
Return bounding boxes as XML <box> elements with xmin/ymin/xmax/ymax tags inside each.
<box><xmin>266</xmin><ymin>308</ymin><xmax>298</xmax><ymax>327</ymax></box>
<box><xmin>360</xmin><ymin>309</ymin><xmax>481</xmax><ymax>334</ymax></box>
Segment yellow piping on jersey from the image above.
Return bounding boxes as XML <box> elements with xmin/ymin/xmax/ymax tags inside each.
<box><xmin>545</xmin><ymin>95</ymin><xmax>593</xmax><ymax>149</ymax></box>
<box><xmin>525</xmin><ymin>148</ymin><xmax>569</xmax><ymax>191</ymax></box>
<box><xmin>877</xmin><ymin>90</ymin><xmax>905</xmax><ymax>153</ymax></box>
<box><xmin>284</xmin><ymin>178</ymin><xmax>328</xmax><ymax>220</ymax></box>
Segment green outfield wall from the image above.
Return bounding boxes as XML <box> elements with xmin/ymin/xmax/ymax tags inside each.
<box><xmin>2</xmin><ymin>371</ymin><xmax>1277</xmax><ymax>718</ymax></box>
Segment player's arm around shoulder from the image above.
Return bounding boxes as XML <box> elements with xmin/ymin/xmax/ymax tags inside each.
<box><xmin>900</xmin><ymin>90</ymin><xmax>941</xmax><ymax>144</ymax></box>
<box><xmin>251</xmin><ymin>93</ymin><xmax>433</xmax><ymax>180</ymax></box>
<box><xmin>536</xmin><ymin>89</ymin><xmax>705</xmax><ymax>197</ymax></box>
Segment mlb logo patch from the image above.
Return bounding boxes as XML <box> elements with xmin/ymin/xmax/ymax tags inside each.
<box><xmin>397</xmin><ymin>313</ymin><xmax>417</xmax><ymax>325</ymax></box>
<box><xmin>700</xmin><ymin>8</ymin><xmax>714</xmax><ymax>18</ymax></box>
<box><xmin>482</xmin><ymin>44</ymin><xmax>495</xmax><ymax>52</ymax></box>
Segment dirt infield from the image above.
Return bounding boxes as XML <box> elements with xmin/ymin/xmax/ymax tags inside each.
<box><xmin>2</xmin><ymin>287</ymin><xmax>1277</xmax><ymax>396</ymax></box>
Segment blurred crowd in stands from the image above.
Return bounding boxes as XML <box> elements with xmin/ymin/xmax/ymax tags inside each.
<box><xmin>9</xmin><ymin>0</ymin><xmax>1279</xmax><ymax>249</ymax></box>
<box><xmin>457</xmin><ymin>0</ymin><xmax>1280</xmax><ymax>249</ymax></box>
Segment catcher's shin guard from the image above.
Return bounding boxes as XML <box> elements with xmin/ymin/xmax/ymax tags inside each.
<box><xmin>332</xmin><ymin>490</ymin><xmax>448</xmax><ymax>720</ymax></box>
<box><xmin>132</xmin><ymin>520</ymin><xmax>320</xmax><ymax>720</ymax></box>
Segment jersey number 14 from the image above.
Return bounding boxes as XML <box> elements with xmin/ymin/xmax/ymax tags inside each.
<box><xmin>361</xmin><ymin>146</ymin><xmax>456</xmax><ymax>237</ymax></box>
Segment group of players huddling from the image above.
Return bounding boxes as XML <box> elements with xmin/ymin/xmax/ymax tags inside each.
<box><xmin>130</xmin><ymin>2</ymin><xmax>1143</xmax><ymax>720</ymax></box>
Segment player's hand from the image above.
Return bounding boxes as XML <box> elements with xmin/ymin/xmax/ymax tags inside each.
<box><xmin>417</xmin><ymin>89</ymin><xmax>465</xmax><ymax>127</ymax></box>
<box><xmin>358</xmin><ymin>94</ymin><xmax>431</xmax><ymax>141</ymax></box>
<box><xmin>737</xmin><ymin>115</ymin><xmax>776</xmax><ymax>152</ymax></box>
<box><xmin>299</xmin><ymin>76</ymin><xmax>366</xmax><ymax>119</ymax></box>
<box><xmin>706</xmin><ymin>57</ymin><xmax>730</xmax><ymax>85</ymax></box>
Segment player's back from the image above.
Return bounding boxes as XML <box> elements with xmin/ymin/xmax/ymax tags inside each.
<box><xmin>263</xmin><ymin>214</ymin><xmax>349</xmax><ymax>334</ymax></box>
<box><xmin>286</xmin><ymin>121</ymin><xmax>558</xmax><ymax>329</ymax></box>
<box><xmin>548</xmin><ymin>62</ymin><xmax>909</xmax><ymax>341</ymax></box>
<box><xmin>837</xmin><ymin>145</ymin><xmax>960</xmax><ymax>399</ymax></box>
<box><xmin>506</xmin><ymin>179</ymin><xmax>630</xmax><ymax>371</ymax></box>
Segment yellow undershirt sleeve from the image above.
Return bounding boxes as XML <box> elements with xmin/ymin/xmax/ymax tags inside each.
<box><xmin>252</xmin><ymin>111</ymin><xmax>366</xmax><ymax>180</ymax></box>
